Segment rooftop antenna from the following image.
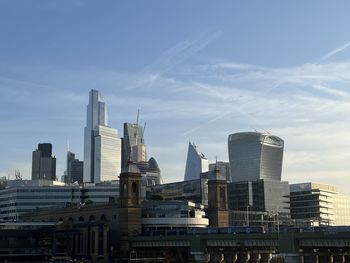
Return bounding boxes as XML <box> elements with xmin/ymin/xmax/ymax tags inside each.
<box><xmin>67</xmin><ymin>138</ymin><xmax>70</xmax><ymax>152</ymax></box>
<box><xmin>136</xmin><ymin>109</ymin><xmax>140</xmax><ymax>126</ymax></box>
<box><xmin>134</xmin><ymin>109</ymin><xmax>140</xmax><ymax>142</ymax></box>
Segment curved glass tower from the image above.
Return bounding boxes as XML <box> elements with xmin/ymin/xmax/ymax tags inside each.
<box><xmin>228</xmin><ymin>132</ymin><xmax>284</xmax><ymax>182</ymax></box>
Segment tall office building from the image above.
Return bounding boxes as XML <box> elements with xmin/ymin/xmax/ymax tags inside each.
<box><xmin>65</xmin><ymin>151</ymin><xmax>83</xmax><ymax>184</ymax></box>
<box><xmin>228</xmin><ymin>132</ymin><xmax>284</xmax><ymax>182</ymax></box>
<box><xmin>121</xmin><ymin>122</ymin><xmax>147</xmax><ymax>168</ymax></box>
<box><xmin>83</xmin><ymin>89</ymin><xmax>121</xmax><ymax>183</ymax></box>
<box><xmin>32</xmin><ymin>143</ymin><xmax>56</xmax><ymax>180</ymax></box>
<box><xmin>122</xmin><ymin>121</ymin><xmax>162</xmax><ymax>198</ymax></box>
<box><xmin>184</xmin><ymin>142</ymin><xmax>209</xmax><ymax>181</ymax></box>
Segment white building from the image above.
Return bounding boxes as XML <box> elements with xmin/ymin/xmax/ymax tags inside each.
<box><xmin>83</xmin><ymin>90</ymin><xmax>121</xmax><ymax>183</ymax></box>
<box><xmin>289</xmin><ymin>182</ymin><xmax>350</xmax><ymax>226</ymax></box>
<box><xmin>142</xmin><ymin>200</ymin><xmax>209</xmax><ymax>230</ymax></box>
<box><xmin>184</xmin><ymin>142</ymin><xmax>209</xmax><ymax>181</ymax></box>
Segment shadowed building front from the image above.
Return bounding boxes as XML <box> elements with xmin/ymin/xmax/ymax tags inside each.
<box><xmin>32</xmin><ymin>143</ymin><xmax>56</xmax><ymax>181</ymax></box>
<box><xmin>207</xmin><ymin>165</ymin><xmax>229</xmax><ymax>228</ymax></box>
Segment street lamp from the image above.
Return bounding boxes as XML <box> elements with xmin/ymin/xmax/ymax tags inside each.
<box><xmin>246</xmin><ymin>205</ymin><xmax>250</xmax><ymax>227</ymax></box>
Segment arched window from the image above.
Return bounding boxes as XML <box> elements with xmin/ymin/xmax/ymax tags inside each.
<box><xmin>78</xmin><ymin>216</ymin><xmax>84</xmax><ymax>222</ymax></box>
<box><xmin>100</xmin><ymin>214</ymin><xmax>107</xmax><ymax>222</ymax></box>
<box><xmin>132</xmin><ymin>182</ymin><xmax>137</xmax><ymax>194</ymax></box>
<box><xmin>89</xmin><ymin>215</ymin><xmax>95</xmax><ymax>222</ymax></box>
<box><xmin>123</xmin><ymin>183</ymin><xmax>127</xmax><ymax>197</ymax></box>
<box><xmin>220</xmin><ymin>187</ymin><xmax>226</xmax><ymax>209</ymax></box>
<box><xmin>131</xmin><ymin>182</ymin><xmax>138</xmax><ymax>206</ymax></box>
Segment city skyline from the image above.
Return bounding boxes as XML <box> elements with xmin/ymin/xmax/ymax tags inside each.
<box><xmin>2</xmin><ymin>1</ymin><xmax>350</xmax><ymax>192</ymax></box>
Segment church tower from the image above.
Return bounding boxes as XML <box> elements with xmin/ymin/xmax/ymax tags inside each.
<box><xmin>118</xmin><ymin>163</ymin><xmax>142</xmax><ymax>236</ymax></box>
<box><xmin>207</xmin><ymin>164</ymin><xmax>229</xmax><ymax>227</ymax></box>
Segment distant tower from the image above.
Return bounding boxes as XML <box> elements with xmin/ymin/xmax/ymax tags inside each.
<box><xmin>184</xmin><ymin>142</ymin><xmax>209</xmax><ymax>181</ymax></box>
<box><xmin>119</xmin><ymin>163</ymin><xmax>142</xmax><ymax>236</ymax></box>
<box><xmin>66</xmin><ymin>151</ymin><xmax>84</xmax><ymax>184</ymax></box>
<box><xmin>32</xmin><ymin>143</ymin><xmax>56</xmax><ymax>180</ymax></box>
<box><xmin>122</xmin><ymin>118</ymin><xmax>162</xmax><ymax>194</ymax></box>
<box><xmin>228</xmin><ymin>132</ymin><xmax>284</xmax><ymax>182</ymax></box>
<box><xmin>121</xmin><ymin>122</ymin><xmax>147</xmax><ymax>169</ymax></box>
<box><xmin>207</xmin><ymin>164</ymin><xmax>229</xmax><ymax>227</ymax></box>
<box><xmin>83</xmin><ymin>89</ymin><xmax>122</xmax><ymax>183</ymax></box>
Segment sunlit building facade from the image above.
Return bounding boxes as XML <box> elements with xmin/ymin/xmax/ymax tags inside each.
<box><xmin>83</xmin><ymin>90</ymin><xmax>121</xmax><ymax>183</ymax></box>
<box><xmin>289</xmin><ymin>182</ymin><xmax>350</xmax><ymax>226</ymax></box>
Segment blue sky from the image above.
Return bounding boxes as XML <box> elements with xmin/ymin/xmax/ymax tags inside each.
<box><xmin>2</xmin><ymin>1</ymin><xmax>350</xmax><ymax>192</ymax></box>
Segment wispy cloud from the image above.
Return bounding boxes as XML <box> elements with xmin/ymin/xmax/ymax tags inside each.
<box><xmin>2</xmin><ymin>39</ymin><xmax>350</xmax><ymax>190</ymax></box>
<box><xmin>127</xmin><ymin>28</ymin><xmax>222</xmax><ymax>90</ymax></box>
<box><xmin>317</xmin><ymin>41</ymin><xmax>350</xmax><ymax>63</ymax></box>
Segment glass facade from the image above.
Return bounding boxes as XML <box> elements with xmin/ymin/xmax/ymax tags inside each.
<box><xmin>94</xmin><ymin>126</ymin><xmax>121</xmax><ymax>182</ymax></box>
<box><xmin>227</xmin><ymin>179</ymin><xmax>289</xmax><ymax>214</ymax></box>
<box><xmin>146</xmin><ymin>177</ymin><xmax>208</xmax><ymax>206</ymax></box>
<box><xmin>184</xmin><ymin>142</ymin><xmax>209</xmax><ymax>181</ymax></box>
<box><xmin>83</xmin><ymin>90</ymin><xmax>121</xmax><ymax>183</ymax></box>
<box><xmin>228</xmin><ymin>132</ymin><xmax>284</xmax><ymax>182</ymax></box>
<box><xmin>0</xmin><ymin>180</ymin><xmax>119</xmax><ymax>221</ymax></box>
<box><xmin>32</xmin><ymin>143</ymin><xmax>56</xmax><ymax>181</ymax></box>
<box><xmin>122</xmin><ymin>122</ymin><xmax>147</xmax><ymax>169</ymax></box>
<box><xmin>142</xmin><ymin>200</ymin><xmax>209</xmax><ymax>230</ymax></box>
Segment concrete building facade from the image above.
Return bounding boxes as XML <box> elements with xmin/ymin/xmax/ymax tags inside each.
<box><xmin>289</xmin><ymin>182</ymin><xmax>350</xmax><ymax>226</ymax></box>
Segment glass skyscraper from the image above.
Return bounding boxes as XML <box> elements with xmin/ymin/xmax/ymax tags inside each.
<box><xmin>228</xmin><ymin>132</ymin><xmax>284</xmax><ymax>182</ymax></box>
<box><xmin>83</xmin><ymin>90</ymin><xmax>121</xmax><ymax>183</ymax></box>
<box><xmin>184</xmin><ymin>142</ymin><xmax>209</xmax><ymax>181</ymax></box>
<box><xmin>121</xmin><ymin>122</ymin><xmax>146</xmax><ymax>169</ymax></box>
<box><xmin>121</xmin><ymin>121</ymin><xmax>162</xmax><ymax>197</ymax></box>
<box><xmin>32</xmin><ymin>143</ymin><xmax>56</xmax><ymax>180</ymax></box>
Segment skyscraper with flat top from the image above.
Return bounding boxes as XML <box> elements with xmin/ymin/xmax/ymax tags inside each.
<box><xmin>83</xmin><ymin>90</ymin><xmax>121</xmax><ymax>183</ymax></box>
<box><xmin>32</xmin><ymin>143</ymin><xmax>56</xmax><ymax>180</ymax></box>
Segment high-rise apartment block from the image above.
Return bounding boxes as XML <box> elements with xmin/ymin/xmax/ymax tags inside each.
<box><xmin>228</xmin><ymin>132</ymin><xmax>284</xmax><ymax>182</ymax></box>
<box><xmin>31</xmin><ymin>143</ymin><xmax>56</xmax><ymax>180</ymax></box>
<box><xmin>184</xmin><ymin>142</ymin><xmax>209</xmax><ymax>181</ymax></box>
<box><xmin>83</xmin><ymin>90</ymin><xmax>121</xmax><ymax>183</ymax></box>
